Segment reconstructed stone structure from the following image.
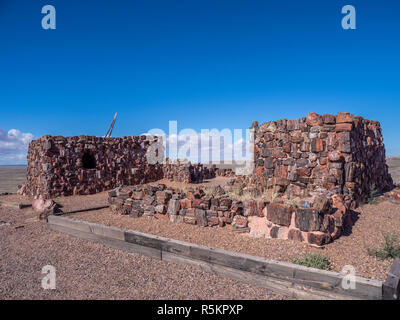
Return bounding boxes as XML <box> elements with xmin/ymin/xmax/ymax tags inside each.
<box><xmin>22</xmin><ymin>111</ymin><xmax>393</xmax><ymax>246</ymax></box>
<box><xmin>24</xmin><ymin>135</ymin><xmax>164</xmax><ymax>198</ymax></box>
<box><xmin>162</xmin><ymin>159</ymin><xmax>236</xmax><ymax>183</ymax></box>
<box><xmin>162</xmin><ymin>159</ymin><xmax>216</xmax><ymax>183</ymax></box>
<box><xmin>108</xmin><ymin>183</ymin><xmax>350</xmax><ymax>246</ymax></box>
<box><xmin>245</xmin><ymin>112</ymin><xmax>393</xmax><ymax>208</ymax></box>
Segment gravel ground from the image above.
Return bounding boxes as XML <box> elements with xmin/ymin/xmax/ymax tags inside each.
<box><xmin>66</xmin><ymin>196</ymin><xmax>400</xmax><ymax>282</ymax></box>
<box><xmin>0</xmin><ymin>204</ymin><xmax>284</xmax><ymax>300</ymax></box>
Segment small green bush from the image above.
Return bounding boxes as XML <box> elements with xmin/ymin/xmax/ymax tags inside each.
<box><xmin>367</xmin><ymin>233</ymin><xmax>400</xmax><ymax>260</ymax></box>
<box><xmin>366</xmin><ymin>183</ymin><xmax>381</xmax><ymax>204</ymax></box>
<box><xmin>292</xmin><ymin>253</ymin><xmax>331</xmax><ymax>270</ymax></box>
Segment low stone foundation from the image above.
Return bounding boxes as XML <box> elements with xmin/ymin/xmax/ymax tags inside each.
<box><xmin>108</xmin><ymin>184</ymin><xmax>351</xmax><ymax>246</ymax></box>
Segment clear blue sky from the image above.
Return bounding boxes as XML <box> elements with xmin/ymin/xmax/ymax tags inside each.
<box><xmin>0</xmin><ymin>0</ymin><xmax>400</xmax><ymax>164</ymax></box>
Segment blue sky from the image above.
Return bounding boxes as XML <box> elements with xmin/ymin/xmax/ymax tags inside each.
<box><xmin>0</xmin><ymin>0</ymin><xmax>400</xmax><ymax>164</ymax></box>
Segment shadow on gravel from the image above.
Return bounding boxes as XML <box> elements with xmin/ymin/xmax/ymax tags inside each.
<box><xmin>341</xmin><ymin>210</ymin><xmax>360</xmax><ymax>237</ymax></box>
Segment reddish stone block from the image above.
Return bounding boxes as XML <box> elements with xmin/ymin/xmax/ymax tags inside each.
<box><xmin>180</xmin><ymin>198</ymin><xmax>192</xmax><ymax>209</ymax></box>
<box><xmin>219</xmin><ymin>197</ymin><xmax>232</xmax><ymax>208</ymax></box>
<box><xmin>270</xmin><ymin>226</ymin><xmax>280</xmax><ymax>238</ymax></box>
<box><xmin>255</xmin><ymin>166</ymin><xmax>264</xmax><ymax>177</ymax></box>
<box><xmin>307</xmin><ymin>232</ymin><xmax>331</xmax><ymax>246</ymax></box>
<box><xmin>133</xmin><ymin>191</ymin><xmax>144</xmax><ymax>200</ymax></box>
<box><xmin>335</xmin><ymin>123</ymin><xmax>353</xmax><ymax>132</ymax></box>
<box><xmin>287</xmin><ymin>119</ymin><xmax>300</xmax><ymax>131</ymax></box>
<box><xmin>306</xmin><ymin>112</ymin><xmax>323</xmax><ymax>126</ymax></box>
<box><xmin>336</xmin><ymin>112</ymin><xmax>354</xmax><ymax>123</ymax></box>
<box><xmin>192</xmin><ymin>198</ymin><xmax>203</xmax><ymax>209</ymax></box>
<box><xmin>328</xmin><ymin>151</ymin><xmax>342</xmax><ymax>162</ymax></box>
<box><xmin>283</xmin><ymin>143</ymin><xmax>291</xmax><ymax>153</ymax></box>
<box><xmin>288</xmin><ymin>229</ymin><xmax>304</xmax><ymax>242</ymax></box>
<box><xmin>311</xmin><ymin>139</ymin><xmax>324</xmax><ymax>152</ymax></box>
<box><xmin>322</xmin><ymin>114</ymin><xmax>336</xmax><ymax>124</ymax></box>
<box><xmin>167</xmin><ymin>199</ymin><xmax>180</xmax><ymax>215</ymax></box>
<box><xmin>264</xmin><ymin>157</ymin><xmax>274</xmax><ymax>169</ymax></box>
<box><xmin>155</xmin><ymin>190</ymin><xmax>171</xmax><ymax>203</ymax></box>
<box><xmin>207</xmin><ymin>216</ymin><xmax>219</xmax><ymax>226</ymax></box>
<box><xmin>243</xmin><ymin>199</ymin><xmax>256</xmax><ymax>216</ymax></box>
<box><xmin>256</xmin><ymin>201</ymin><xmax>266</xmax><ymax>217</ymax></box>
<box><xmin>312</xmin><ymin>195</ymin><xmax>330</xmax><ymax>214</ymax></box>
<box><xmin>290</xmin><ymin>131</ymin><xmax>304</xmax><ymax>143</ymax></box>
<box><xmin>231</xmin><ymin>200</ymin><xmax>243</xmax><ymax>215</ymax></box>
<box><xmin>194</xmin><ymin>209</ymin><xmax>208</xmax><ymax>227</ymax></box>
<box><xmin>296</xmin><ymin>167</ymin><xmax>311</xmax><ymax>177</ymax></box>
<box><xmin>295</xmin><ymin>208</ymin><xmax>322</xmax><ymax>231</ymax></box>
<box><xmin>272</xmin><ymin>149</ymin><xmax>287</xmax><ymax>158</ymax></box>
<box><xmin>276</xmin><ymin>165</ymin><xmax>288</xmax><ymax>179</ymax></box>
<box><xmin>183</xmin><ymin>216</ymin><xmax>197</xmax><ymax>225</ymax></box>
<box><xmin>232</xmin><ymin>215</ymin><xmax>248</xmax><ymax>228</ymax></box>
<box><xmin>267</xmin><ymin>203</ymin><xmax>293</xmax><ymax>226</ymax></box>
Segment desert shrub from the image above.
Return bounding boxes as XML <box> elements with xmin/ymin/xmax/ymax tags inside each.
<box><xmin>367</xmin><ymin>233</ymin><xmax>400</xmax><ymax>260</ymax></box>
<box><xmin>292</xmin><ymin>253</ymin><xmax>331</xmax><ymax>270</ymax></box>
<box><xmin>366</xmin><ymin>183</ymin><xmax>381</xmax><ymax>204</ymax></box>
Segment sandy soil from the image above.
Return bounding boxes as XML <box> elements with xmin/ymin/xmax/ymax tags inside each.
<box><xmin>0</xmin><ymin>204</ymin><xmax>283</xmax><ymax>300</ymax></box>
<box><xmin>0</xmin><ymin>166</ymin><xmax>26</xmax><ymax>194</ymax></box>
<box><xmin>387</xmin><ymin>157</ymin><xmax>400</xmax><ymax>185</ymax></box>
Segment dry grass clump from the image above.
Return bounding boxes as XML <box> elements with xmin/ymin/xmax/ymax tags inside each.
<box><xmin>292</xmin><ymin>253</ymin><xmax>331</xmax><ymax>270</ymax></box>
<box><xmin>367</xmin><ymin>233</ymin><xmax>400</xmax><ymax>260</ymax></box>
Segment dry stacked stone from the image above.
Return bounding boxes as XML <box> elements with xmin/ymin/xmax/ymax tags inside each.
<box><xmin>162</xmin><ymin>159</ymin><xmax>216</xmax><ymax>183</ymax></box>
<box><xmin>250</xmin><ymin>112</ymin><xmax>393</xmax><ymax>208</ymax></box>
<box><xmin>24</xmin><ymin>135</ymin><xmax>164</xmax><ymax>198</ymax></box>
<box><xmin>214</xmin><ymin>168</ymin><xmax>235</xmax><ymax>177</ymax></box>
<box><xmin>108</xmin><ymin>184</ymin><xmax>351</xmax><ymax>246</ymax></box>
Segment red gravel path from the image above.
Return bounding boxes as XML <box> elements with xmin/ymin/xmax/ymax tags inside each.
<box><xmin>0</xmin><ymin>204</ymin><xmax>283</xmax><ymax>300</ymax></box>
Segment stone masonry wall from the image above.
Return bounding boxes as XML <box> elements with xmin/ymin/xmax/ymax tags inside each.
<box><xmin>24</xmin><ymin>135</ymin><xmax>164</xmax><ymax>198</ymax></box>
<box><xmin>162</xmin><ymin>159</ymin><xmax>216</xmax><ymax>183</ymax></box>
<box><xmin>108</xmin><ymin>184</ymin><xmax>351</xmax><ymax>246</ymax></box>
<box><xmin>250</xmin><ymin>112</ymin><xmax>393</xmax><ymax>207</ymax></box>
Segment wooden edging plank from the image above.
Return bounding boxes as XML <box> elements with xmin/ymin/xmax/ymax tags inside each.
<box><xmin>48</xmin><ymin>220</ymin><xmax>161</xmax><ymax>260</ymax></box>
<box><xmin>0</xmin><ymin>201</ymin><xmax>32</xmax><ymax>209</ymax></box>
<box><xmin>47</xmin><ymin>215</ymin><xmax>387</xmax><ymax>300</ymax></box>
<box><xmin>383</xmin><ymin>258</ymin><xmax>400</xmax><ymax>300</ymax></box>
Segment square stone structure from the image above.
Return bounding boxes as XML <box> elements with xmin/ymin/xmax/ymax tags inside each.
<box><xmin>25</xmin><ymin>135</ymin><xmax>164</xmax><ymax>198</ymax></box>
<box><xmin>251</xmin><ymin>112</ymin><xmax>393</xmax><ymax>207</ymax></box>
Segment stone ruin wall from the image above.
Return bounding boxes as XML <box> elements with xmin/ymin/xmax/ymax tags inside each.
<box><xmin>246</xmin><ymin>112</ymin><xmax>393</xmax><ymax>208</ymax></box>
<box><xmin>162</xmin><ymin>159</ymin><xmax>216</xmax><ymax>183</ymax></box>
<box><xmin>24</xmin><ymin>135</ymin><xmax>164</xmax><ymax>198</ymax></box>
<box><xmin>162</xmin><ymin>159</ymin><xmax>235</xmax><ymax>184</ymax></box>
<box><xmin>108</xmin><ymin>183</ymin><xmax>349</xmax><ymax>247</ymax></box>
